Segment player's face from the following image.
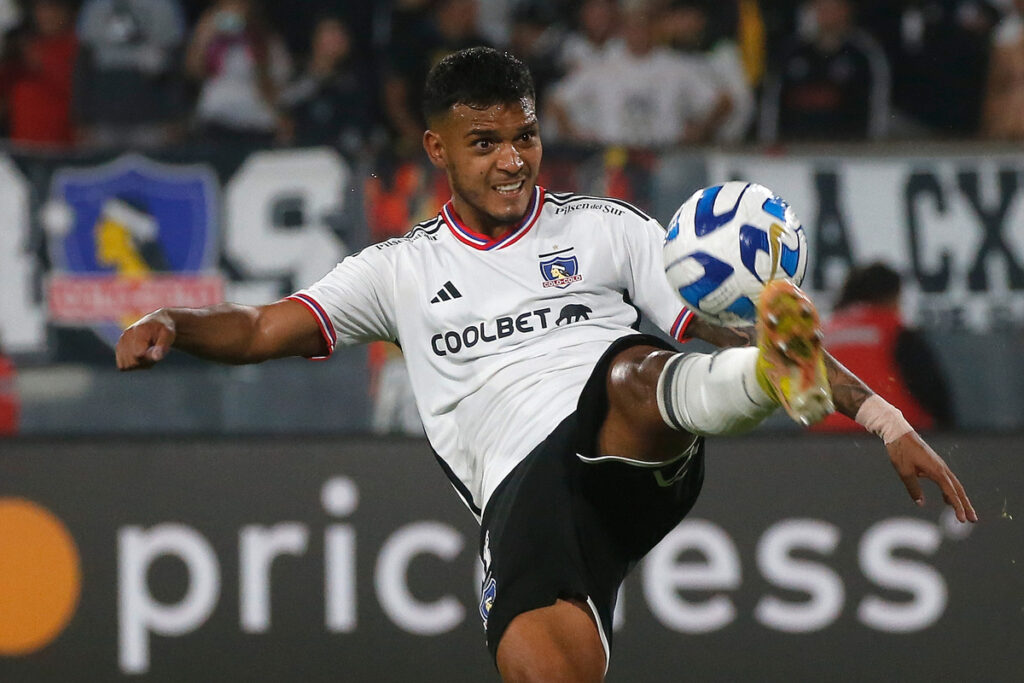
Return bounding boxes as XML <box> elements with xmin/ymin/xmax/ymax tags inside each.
<box><xmin>423</xmin><ymin>98</ymin><xmax>542</xmax><ymax>236</ymax></box>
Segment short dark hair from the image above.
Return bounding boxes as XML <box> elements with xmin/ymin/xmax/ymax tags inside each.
<box><xmin>835</xmin><ymin>262</ymin><xmax>902</xmax><ymax>310</ymax></box>
<box><xmin>422</xmin><ymin>47</ymin><xmax>535</xmax><ymax>123</ymax></box>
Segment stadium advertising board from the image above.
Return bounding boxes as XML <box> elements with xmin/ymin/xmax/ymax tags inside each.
<box><xmin>710</xmin><ymin>153</ymin><xmax>1024</xmax><ymax>332</ymax></box>
<box><xmin>1</xmin><ymin>435</ymin><xmax>1020</xmax><ymax>682</ymax></box>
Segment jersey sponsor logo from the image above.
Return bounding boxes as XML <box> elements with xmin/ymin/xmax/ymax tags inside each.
<box><xmin>430</xmin><ymin>307</ymin><xmax>553</xmax><ymax>356</ymax></box>
<box><xmin>539</xmin><ymin>251</ymin><xmax>582</xmax><ymax>289</ymax></box>
<box><xmin>552</xmin><ymin>201</ymin><xmax>623</xmax><ymax>217</ymax></box>
<box><xmin>479</xmin><ymin>576</ymin><xmax>497</xmax><ymax>628</ymax></box>
<box><xmin>45</xmin><ymin>154</ymin><xmax>222</xmax><ymax>347</ymax></box>
<box><xmin>374</xmin><ymin>231</ymin><xmax>437</xmax><ymax>252</ymax></box>
<box><xmin>556</xmin><ymin>304</ymin><xmax>591</xmax><ymax>325</ymax></box>
<box><xmin>429</xmin><ymin>299</ymin><xmax>595</xmax><ymax>356</ymax></box>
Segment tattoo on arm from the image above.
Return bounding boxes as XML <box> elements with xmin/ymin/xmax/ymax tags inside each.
<box><xmin>686</xmin><ymin>318</ymin><xmax>755</xmax><ymax>348</ymax></box>
<box><xmin>824</xmin><ymin>352</ymin><xmax>873</xmax><ymax>419</ymax></box>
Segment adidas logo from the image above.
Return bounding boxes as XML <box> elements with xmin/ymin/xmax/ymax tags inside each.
<box><xmin>430</xmin><ymin>281</ymin><xmax>462</xmax><ymax>304</ymax></box>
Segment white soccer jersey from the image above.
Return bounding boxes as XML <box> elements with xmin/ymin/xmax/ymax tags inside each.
<box><xmin>291</xmin><ymin>187</ymin><xmax>694</xmax><ymax>518</ymax></box>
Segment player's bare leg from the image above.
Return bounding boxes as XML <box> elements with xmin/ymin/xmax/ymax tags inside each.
<box><xmin>600</xmin><ymin>345</ymin><xmax>697</xmax><ymax>461</ymax></box>
<box><xmin>496</xmin><ymin>598</ymin><xmax>605</xmax><ymax>683</ymax></box>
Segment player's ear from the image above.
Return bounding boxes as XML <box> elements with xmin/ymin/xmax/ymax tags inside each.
<box><xmin>423</xmin><ymin>129</ymin><xmax>447</xmax><ymax>169</ymax></box>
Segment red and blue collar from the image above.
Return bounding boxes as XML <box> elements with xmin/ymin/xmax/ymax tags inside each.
<box><xmin>442</xmin><ymin>186</ymin><xmax>544</xmax><ymax>251</ymax></box>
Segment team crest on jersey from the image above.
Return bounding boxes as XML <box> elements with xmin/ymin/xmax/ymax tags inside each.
<box><xmin>479</xmin><ymin>577</ymin><xmax>497</xmax><ymax>627</ymax></box>
<box><xmin>539</xmin><ymin>252</ymin><xmax>582</xmax><ymax>289</ymax></box>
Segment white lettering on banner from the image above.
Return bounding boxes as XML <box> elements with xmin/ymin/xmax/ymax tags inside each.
<box><xmin>641</xmin><ymin>520</ymin><xmax>741</xmax><ymax>633</ymax></box>
<box><xmin>118</xmin><ymin>524</ymin><xmax>221</xmax><ymax>674</ymax></box>
<box><xmin>708</xmin><ymin>154</ymin><xmax>1024</xmax><ymax>331</ymax></box>
<box><xmin>47</xmin><ymin>274</ymin><xmax>224</xmax><ymax>323</ymax></box>
<box><xmin>112</xmin><ymin>479</ymin><xmax>958</xmax><ymax>675</ymax></box>
<box><xmin>0</xmin><ymin>155</ymin><xmax>45</xmax><ymax>352</ymax></box>
<box><xmin>224</xmin><ymin>149</ymin><xmax>349</xmax><ymax>298</ymax></box>
<box><xmin>857</xmin><ymin>519</ymin><xmax>947</xmax><ymax>632</ymax></box>
<box><xmin>374</xmin><ymin>522</ymin><xmax>465</xmax><ymax>636</ymax></box>
<box><xmin>239</xmin><ymin>524</ymin><xmax>309</xmax><ymax>633</ymax></box>
<box><xmin>323</xmin><ymin>477</ymin><xmax>359</xmax><ymax>633</ymax></box>
<box><xmin>754</xmin><ymin>519</ymin><xmax>844</xmax><ymax>633</ymax></box>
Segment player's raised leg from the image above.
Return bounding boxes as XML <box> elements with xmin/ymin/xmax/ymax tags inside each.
<box><xmin>601</xmin><ymin>279</ymin><xmax>833</xmax><ymax>463</ymax></box>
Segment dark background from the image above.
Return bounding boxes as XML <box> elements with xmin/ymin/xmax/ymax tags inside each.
<box><xmin>1</xmin><ymin>433</ymin><xmax>1020</xmax><ymax>682</ymax></box>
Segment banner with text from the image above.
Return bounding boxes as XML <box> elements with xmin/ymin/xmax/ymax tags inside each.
<box><xmin>709</xmin><ymin>153</ymin><xmax>1024</xmax><ymax>331</ymax></box>
<box><xmin>0</xmin><ymin>435</ymin><xmax>1019</xmax><ymax>682</ymax></box>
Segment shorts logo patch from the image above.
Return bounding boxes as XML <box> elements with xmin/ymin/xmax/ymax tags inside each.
<box><xmin>479</xmin><ymin>577</ymin><xmax>497</xmax><ymax>627</ymax></box>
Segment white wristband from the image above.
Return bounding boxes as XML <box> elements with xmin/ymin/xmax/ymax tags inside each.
<box><xmin>855</xmin><ymin>394</ymin><xmax>913</xmax><ymax>444</ymax></box>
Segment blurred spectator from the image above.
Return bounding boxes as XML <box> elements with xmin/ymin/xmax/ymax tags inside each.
<box><xmin>0</xmin><ymin>0</ymin><xmax>21</xmax><ymax>54</ymax></box>
<box><xmin>862</xmin><ymin>0</ymin><xmax>1000</xmax><ymax>137</ymax></box>
<box><xmin>759</xmin><ymin>0</ymin><xmax>889</xmax><ymax>143</ymax></box>
<box><xmin>547</xmin><ymin>1</ymin><xmax>728</xmax><ymax>148</ymax></box>
<box><xmin>815</xmin><ymin>263</ymin><xmax>953</xmax><ymax>432</ymax></box>
<box><xmin>185</xmin><ymin>0</ymin><xmax>291</xmax><ymax>145</ymax></box>
<box><xmin>659</xmin><ymin>0</ymin><xmax>754</xmax><ymax>143</ymax></box>
<box><xmin>0</xmin><ymin>0</ymin><xmax>77</xmax><ymax>147</ymax></box>
<box><xmin>559</xmin><ymin>0</ymin><xmax>619</xmax><ymax>74</ymax></box>
<box><xmin>982</xmin><ymin>0</ymin><xmax>1024</xmax><ymax>138</ymax></box>
<box><xmin>370</xmin><ymin>343</ymin><xmax>423</xmax><ymax>436</ymax></box>
<box><xmin>382</xmin><ymin>0</ymin><xmax>490</xmax><ymax>154</ymax></box>
<box><xmin>73</xmin><ymin>0</ymin><xmax>187</xmax><ymax>149</ymax></box>
<box><xmin>508</xmin><ymin>1</ymin><xmax>564</xmax><ymax>105</ymax></box>
<box><xmin>0</xmin><ymin>335</ymin><xmax>17</xmax><ymax>436</ymax></box>
<box><xmin>280</xmin><ymin>15</ymin><xmax>377</xmax><ymax>153</ymax></box>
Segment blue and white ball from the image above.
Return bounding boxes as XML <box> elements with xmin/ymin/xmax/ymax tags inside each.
<box><xmin>663</xmin><ymin>181</ymin><xmax>808</xmax><ymax>327</ymax></box>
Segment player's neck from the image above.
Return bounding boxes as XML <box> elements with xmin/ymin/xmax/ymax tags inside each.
<box><xmin>449</xmin><ymin>197</ymin><xmax>518</xmax><ymax>240</ymax></box>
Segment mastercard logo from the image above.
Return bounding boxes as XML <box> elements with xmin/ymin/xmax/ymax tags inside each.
<box><xmin>0</xmin><ymin>497</ymin><xmax>81</xmax><ymax>655</ymax></box>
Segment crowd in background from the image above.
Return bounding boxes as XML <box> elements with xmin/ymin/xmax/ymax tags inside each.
<box><xmin>0</xmin><ymin>0</ymin><xmax>1021</xmax><ymax>155</ymax></box>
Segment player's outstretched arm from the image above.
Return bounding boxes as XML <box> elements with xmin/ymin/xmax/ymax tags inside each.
<box><xmin>116</xmin><ymin>300</ymin><xmax>325</xmax><ymax>371</ymax></box>
<box><xmin>822</xmin><ymin>352</ymin><xmax>977</xmax><ymax>523</ymax></box>
<box><xmin>685</xmin><ymin>317</ymin><xmax>977</xmax><ymax>523</ymax></box>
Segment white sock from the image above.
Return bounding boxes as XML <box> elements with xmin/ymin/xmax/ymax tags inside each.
<box><xmin>656</xmin><ymin>348</ymin><xmax>777</xmax><ymax>436</ymax></box>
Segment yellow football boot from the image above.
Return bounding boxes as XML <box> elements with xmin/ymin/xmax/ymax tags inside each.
<box><xmin>755</xmin><ymin>279</ymin><xmax>835</xmax><ymax>426</ymax></box>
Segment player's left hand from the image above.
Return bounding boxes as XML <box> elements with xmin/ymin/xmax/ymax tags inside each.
<box><xmin>886</xmin><ymin>431</ymin><xmax>977</xmax><ymax>523</ymax></box>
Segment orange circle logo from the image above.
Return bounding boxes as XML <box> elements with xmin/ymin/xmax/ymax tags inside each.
<box><xmin>0</xmin><ymin>498</ymin><xmax>81</xmax><ymax>655</ymax></box>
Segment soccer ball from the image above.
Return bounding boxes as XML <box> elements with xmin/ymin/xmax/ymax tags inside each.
<box><xmin>663</xmin><ymin>181</ymin><xmax>808</xmax><ymax>327</ymax></box>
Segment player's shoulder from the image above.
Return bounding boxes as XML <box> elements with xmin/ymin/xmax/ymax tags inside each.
<box><xmin>357</xmin><ymin>214</ymin><xmax>445</xmax><ymax>259</ymax></box>
<box><xmin>543</xmin><ymin>190</ymin><xmax>655</xmax><ymax>224</ymax></box>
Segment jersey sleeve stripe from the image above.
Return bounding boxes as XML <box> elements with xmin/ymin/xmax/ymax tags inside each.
<box><xmin>287</xmin><ymin>293</ymin><xmax>337</xmax><ymax>359</ymax></box>
<box><xmin>670</xmin><ymin>308</ymin><xmax>695</xmax><ymax>342</ymax></box>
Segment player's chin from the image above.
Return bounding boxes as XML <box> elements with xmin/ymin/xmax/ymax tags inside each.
<box><xmin>486</xmin><ymin>201</ymin><xmax>529</xmax><ymax>226</ymax></box>
<box><xmin>488</xmin><ymin>184</ymin><xmax>533</xmax><ymax>218</ymax></box>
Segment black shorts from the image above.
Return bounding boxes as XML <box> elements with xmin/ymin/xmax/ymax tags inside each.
<box><xmin>478</xmin><ymin>333</ymin><xmax>705</xmax><ymax>666</ymax></box>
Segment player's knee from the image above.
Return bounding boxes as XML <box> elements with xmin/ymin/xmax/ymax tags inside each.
<box><xmin>498</xmin><ymin>647</ymin><xmax>602</xmax><ymax>683</ymax></box>
<box><xmin>496</xmin><ymin>601</ymin><xmax>605</xmax><ymax>683</ymax></box>
<box><xmin>606</xmin><ymin>346</ymin><xmax>674</xmax><ymax>427</ymax></box>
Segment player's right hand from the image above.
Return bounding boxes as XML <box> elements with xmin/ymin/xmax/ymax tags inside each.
<box><xmin>116</xmin><ymin>310</ymin><xmax>176</xmax><ymax>371</ymax></box>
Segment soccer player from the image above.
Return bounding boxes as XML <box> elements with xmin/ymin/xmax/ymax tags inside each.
<box><xmin>116</xmin><ymin>47</ymin><xmax>975</xmax><ymax>683</ymax></box>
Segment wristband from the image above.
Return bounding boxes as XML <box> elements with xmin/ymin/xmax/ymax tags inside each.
<box><xmin>855</xmin><ymin>394</ymin><xmax>913</xmax><ymax>444</ymax></box>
